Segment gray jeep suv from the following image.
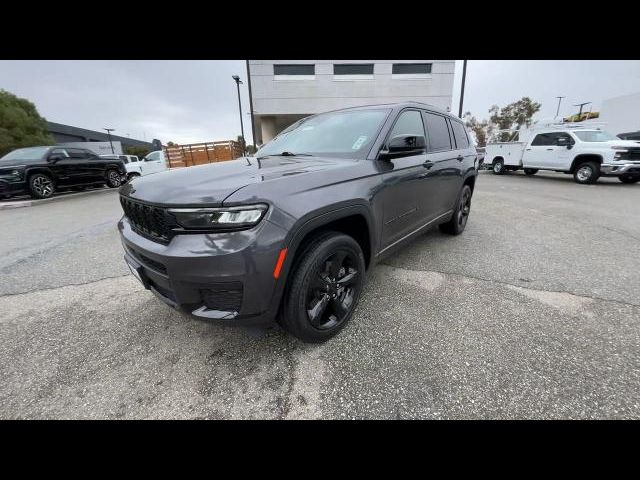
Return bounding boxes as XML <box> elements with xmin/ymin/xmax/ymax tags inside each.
<box><xmin>117</xmin><ymin>102</ymin><xmax>478</xmax><ymax>342</ymax></box>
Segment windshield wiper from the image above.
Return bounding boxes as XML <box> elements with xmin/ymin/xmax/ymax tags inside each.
<box><xmin>257</xmin><ymin>151</ymin><xmax>314</xmax><ymax>160</ymax></box>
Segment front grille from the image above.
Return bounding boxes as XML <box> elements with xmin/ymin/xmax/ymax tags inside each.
<box><xmin>200</xmin><ymin>282</ymin><xmax>243</xmax><ymax>312</ymax></box>
<box><xmin>120</xmin><ymin>196</ymin><xmax>177</xmax><ymax>243</ymax></box>
<box><xmin>619</xmin><ymin>149</ymin><xmax>640</xmax><ymax>161</ymax></box>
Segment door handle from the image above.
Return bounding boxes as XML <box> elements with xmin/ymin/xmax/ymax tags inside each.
<box><xmin>525</xmin><ymin>148</ymin><xmax>532</xmax><ymax>151</ymax></box>
<box><xmin>456</xmin><ymin>155</ymin><xmax>464</xmax><ymax>162</ymax></box>
<box><xmin>423</xmin><ymin>161</ymin><xmax>434</xmax><ymax>169</ymax></box>
<box><xmin>546</xmin><ymin>148</ymin><xmax>554</xmax><ymax>151</ymax></box>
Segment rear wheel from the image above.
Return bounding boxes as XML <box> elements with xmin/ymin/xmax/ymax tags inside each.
<box><xmin>439</xmin><ymin>184</ymin><xmax>472</xmax><ymax>235</ymax></box>
<box><xmin>106</xmin><ymin>169</ymin><xmax>122</xmax><ymax>188</ymax></box>
<box><xmin>573</xmin><ymin>161</ymin><xmax>600</xmax><ymax>184</ymax></box>
<box><xmin>618</xmin><ymin>175</ymin><xmax>640</xmax><ymax>184</ymax></box>
<box><xmin>492</xmin><ymin>159</ymin><xmax>505</xmax><ymax>175</ymax></box>
<box><xmin>279</xmin><ymin>232</ymin><xmax>365</xmax><ymax>343</ymax></box>
<box><xmin>29</xmin><ymin>173</ymin><xmax>55</xmax><ymax>199</ymax></box>
<box><xmin>524</xmin><ymin>168</ymin><xmax>538</xmax><ymax>175</ymax></box>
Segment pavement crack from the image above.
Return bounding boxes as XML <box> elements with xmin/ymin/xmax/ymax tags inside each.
<box><xmin>0</xmin><ymin>273</ymin><xmax>133</xmax><ymax>298</ymax></box>
<box><xmin>379</xmin><ymin>262</ymin><xmax>640</xmax><ymax>308</ymax></box>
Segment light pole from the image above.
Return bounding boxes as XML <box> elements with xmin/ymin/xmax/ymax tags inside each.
<box><xmin>232</xmin><ymin>75</ymin><xmax>246</xmax><ymax>154</ymax></box>
<box><xmin>103</xmin><ymin>128</ymin><xmax>115</xmax><ymax>154</ymax></box>
<box><xmin>246</xmin><ymin>60</ymin><xmax>257</xmax><ymax>151</ymax></box>
<box><xmin>458</xmin><ymin>60</ymin><xmax>467</xmax><ymax>118</ymax></box>
<box><xmin>555</xmin><ymin>96</ymin><xmax>565</xmax><ymax>120</ymax></box>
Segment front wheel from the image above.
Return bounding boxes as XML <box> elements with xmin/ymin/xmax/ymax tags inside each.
<box><xmin>279</xmin><ymin>232</ymin><xmax>365</xmax><ymax>343</ymax></box>
<box><xmin>29</xmin><ymin>173</ymin><xmax>55</xmax><ymax>199</ymax></box>
<box><xmin>573</xmin><ymin>161</ymin><xmax>600</xmax><ymax>184</ymax></box>
<box><xmin>524</xmin><ymin>168</ymin><xmax>538</xmax><ymax>175</ymax></box>
<box><xmin>492</xmin><ymin>159</ymin><xmax>505</xmax><ymax>175</ymax></box>
<box><xmin>106</xmin><ymin>169</ymin><xmax>122</xmax><ymax>188</ymax></box>
<box><xmin>618</xmin><ymin>175</ymin><xmax>640</xmax><ymax>184</ymax></box>
<box><xmin>439</xmin><ymin>184</ymin><xmax>472</xmax><ymax>235</ymax></box>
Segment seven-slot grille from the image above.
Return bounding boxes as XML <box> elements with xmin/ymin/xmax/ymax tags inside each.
<box><xmin>120</xmin><ymin>196</ymin><xmax>176</xmax><ymax>243</ymax></box>
<box><xmin>619</xmin><ymin>148</ymin><xmax>640</xmax><ymax>161</ymax></box>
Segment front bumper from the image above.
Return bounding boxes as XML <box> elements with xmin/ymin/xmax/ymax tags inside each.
<box><xmin>600</xmin><ymin>162</ymin><xmax>640</xmax><ymax>176</ymax></box>
<box><xmin>118</xmin><ymin>215</ymin><xmax>288</xmax><ymax>326</ymax></box>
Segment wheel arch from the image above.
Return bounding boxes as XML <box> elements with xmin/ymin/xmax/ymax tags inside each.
<box><xmin>25</xmin><ymin>167</ymin><xmax>55</xmax><ymax>181</ymax></box>
<box><xmin>570</xmin><ymin>154</ymin><xmax>603</xmax><ymax>173</ymax></box>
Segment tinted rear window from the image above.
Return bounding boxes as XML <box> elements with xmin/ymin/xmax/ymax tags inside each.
<box><xmin>424</xmin><ymin>113</ymin><xmax>452</xmax><ymax>151</ymax></box>
<box><xmin>450</xmin><ymin>120</ymin><xmax>470</xmax><ymax>149</ymax></box>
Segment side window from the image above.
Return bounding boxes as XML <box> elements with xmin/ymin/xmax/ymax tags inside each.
<box><xmin>50</xmin><ymin>148</ymin><xmax>69</xmax><ymax>158</ymax></box>
<box><xmin>531</xmin><ymin>134</ymin><xmax>554</xmax><ymax>146</ymax></box>
<box><xmin>450</xmin><ymin>120</ymin><xmax>470</xmax><ymax>149</ymax></box>
<box><xmin>145</xmin><ymin>151</ymin><xmax>160</xmax><ymax>162</ymax></box>
<box><xmin>387</xmin><ymin>110</ymin><xmax>425</xmax><ymax>143</ymax></box>
<box><xmin>130</xmin><ymin>156</ymin><xmax>138</xmax><ymax>162</ymax></box>
<box><xmin>86</xmin><ymin>151</ymin><xmax>99</xmax><ymax>159</ymax></box>
<box><xmin>119</xmin><ymin>155</ymin><xmax>129</xmax><ymax>164</ymax></box>
<box><xmin>551</xmin><ymin>132</ymin><xmax>575</xmax><ymax>145</ymax></box>
<box><xmin>67</xmin><ymin>148</ymin><xmax>88</xmax><ymax>159</ymax></box>
<box><xmin>423</xmin><ymin>112</ymin><xmax>452</xmax><ymax>151</ymax></box>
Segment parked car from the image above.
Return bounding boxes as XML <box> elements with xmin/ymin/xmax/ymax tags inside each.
<box><xmin>117</xmin><ymin>102</ymin><xmax>478</xmax><ymax>342</ymax></box>
<box><xmin>100</xmin><ymin>152</ymin><xmax>167</xmax><ymax>180</ymax></box>
<box><xmin>0</xmin><ymin>146</ymin><xmax>127</xmax><ymax>199</ymax></box>
<box><xmin>484</xmin><ymin>124</ymin><xmax>640</xmax><ymax>184</ymax></box>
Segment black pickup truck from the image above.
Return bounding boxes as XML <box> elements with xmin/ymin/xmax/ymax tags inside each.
<box><xmin>0</xmin><ymin>146</ymin><xmax>127</xmax><ymax>199</ymax></box>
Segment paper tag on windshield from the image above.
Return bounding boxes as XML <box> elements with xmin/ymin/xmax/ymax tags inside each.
<box><xmin>352</xmin><ymin>136</ymin><xmax>367</xmax><ymax>150</ymax></box>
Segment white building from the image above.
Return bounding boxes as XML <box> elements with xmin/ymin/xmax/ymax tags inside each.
<box><xmin>248</xmin><ymin>60</ymin><xmax>456</xmax><ymax>144</ymax></box>
<box><xmin>591</xmin><ymin>92</ymin><xmax>640</xmax><ymax>136</ymax></box>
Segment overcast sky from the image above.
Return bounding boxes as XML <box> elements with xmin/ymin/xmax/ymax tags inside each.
<box><xmin>1</xmin><ymin>60</ymin><xmax>639</xmax><ymax>145</ymax></box>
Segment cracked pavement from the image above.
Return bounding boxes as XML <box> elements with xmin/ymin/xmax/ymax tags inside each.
<box><xmin>0</xmin><ymin>171</ymin><xmax>639</xmax><ymax>419</ymax></box>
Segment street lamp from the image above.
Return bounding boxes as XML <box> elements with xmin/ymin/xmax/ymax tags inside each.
<box><xmin>232</xmin><ymin>75</ymin><xmax>246</xmax><ymax>155</ymax></box>
<box><xmin>103</xmin><ymin>128</ymin><xmax>115</xmax><ymax>154</ymax></box>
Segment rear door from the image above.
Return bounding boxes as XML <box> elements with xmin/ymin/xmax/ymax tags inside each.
<box><xmin>422</xmin><ymin>111</ymin><xmax>461</xmax><ymax>215</ymax></box>
<box><xmin>523</xmin><ymin>133</ymin><xmax>560</xmax><ymax>168</ymax></box>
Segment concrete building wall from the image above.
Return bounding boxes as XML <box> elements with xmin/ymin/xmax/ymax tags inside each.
<box><xmin>249</xmin><ymin>60</ymin><xmax>456</xmax><ymax>144</ymax></box>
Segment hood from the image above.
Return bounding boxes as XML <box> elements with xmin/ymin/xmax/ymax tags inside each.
<box><xmin>119</xmin><ymin>155</ymin><xmax>355</xmax><ymax>206</ymax></box>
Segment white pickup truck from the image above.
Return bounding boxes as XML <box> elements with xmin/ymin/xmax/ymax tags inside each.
<box><xmin>484</xmin><ymin>124</ymin><xmax>640</xmax><ymax>184</ymax></box>
<box><xmin>100</xmin><ymin>151</ymin><xmax>167</xmax><ymax>181</ymax></box>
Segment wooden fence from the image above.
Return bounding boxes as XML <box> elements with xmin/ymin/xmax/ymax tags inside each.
<box><xmin>164</xmin><ymin>140</ymin><xmax>244</xmax><ymax>168</ymax></box>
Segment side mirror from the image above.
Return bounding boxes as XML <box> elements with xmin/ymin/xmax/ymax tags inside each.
<box><xmin>48</xmin><ymin>154</ymin><xmax>64</xmax><ymax>163</ymax></box>
<box><xmin>380</xmin><ymin>135</ymin><xmax>426</xmax><ymax>159</ymax></box>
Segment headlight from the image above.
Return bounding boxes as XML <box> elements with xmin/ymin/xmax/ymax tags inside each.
<box><xmin>168</xmin><ymin>204</ymin><xmax>268</xmax><ymax>230</ymax></box>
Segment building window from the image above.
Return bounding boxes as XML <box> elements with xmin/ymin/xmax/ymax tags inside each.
<box><xmin>333</xmin><ymin>63</ymin><xmax>374</xmax><ymax>80</ymax></box>
<box><xmin>392</xmin><ymin>63</ymin><xmax>432</xmax><ymax>79</ymax></box>
<box><xmin>273</xmin><ymin>64</ymin><xmax>315</xmax><ymax>80</ymax></box>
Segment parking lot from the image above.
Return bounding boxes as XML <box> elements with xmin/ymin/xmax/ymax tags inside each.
<box><xmin>0</xmin><ymin>170</ymin><xmax>638</xmax><ymax>419</ymax></box>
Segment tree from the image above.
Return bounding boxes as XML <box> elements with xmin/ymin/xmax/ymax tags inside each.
<box><xmin>463</xmin><ymin>112</ymin><xmax>494</xmax><ymax>147</ymax></box>
<box><xmin>465</xmin><ymin>97</ymin><xmax>542</xmax><ymax>145</ymax></box>
<box><xmin>0</xmin><ymin>89</ymin><xmax>55</xmax><ymax>157</ymax></box>
<box><xmin>124</xmin><ymin>145</ymin><xmax>150</xmax><ymax>158</ymax></box>
<box><xmin>166</xmin><ymin>141</ymin><xmax>177</xmax><ymax>147</ymax></box>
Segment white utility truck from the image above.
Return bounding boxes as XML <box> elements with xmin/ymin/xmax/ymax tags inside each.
<box><xmin>100</xmin><ymin>151</ymin><xmax>167</xmax><ymax>181</ymax></box>
<box><xmin>484</xmin><ymin>123</ymin><xmax>640</xmax><ymax>184</ymax></box>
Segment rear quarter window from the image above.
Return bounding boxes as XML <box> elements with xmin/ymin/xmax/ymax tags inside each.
<box><xmin>423</xmin><ymin>112</ymin><xmax>452</xmax><ymax>151</ymax></box>
<box><xmin>450</xmin><ymin>120</ymin><xmax>470</xmax><ymax>149</ymax></box>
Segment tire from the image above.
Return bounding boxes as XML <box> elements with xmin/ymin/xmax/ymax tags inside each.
<box><xmin>524</xmin><ymin>168</ymin><xmax>538</xmax><ymax>175</ymax></box>
<box><xmin>279</xmin><ymin>231</ymin><xmax>366</xmax><ymax>343</ymax></box>
<box><xmin>573</xmin><ymin>161</ymin><xmax>600</xmax><ymax>184</ymax></box>
<box><xmin>28</xmin><ymin>173</ymin><xmax>55</xmax><ymax>199</ymax></box>
<box><xmin>106</xmin><ymin>169</ymin><xmax>122</xmax><ymax>188</ymax></box>
<box><xmin>126</xmin><ymin>172</ymin><xmax>141</xmax><ymax>183</ymax></box>
<box><xmin>492</xmin><ymin>159</ymin><xmax>505</xmax><ymax>175</ymax></box>
<box><xmin>439</xmin><ymin>184</ymin><xmax>472</xmax><ymax>235</ymax></box>
<box><xmin>618</xmin><ymin>175</ymin><xmax>640</xmax><ymax>184</ymax></box>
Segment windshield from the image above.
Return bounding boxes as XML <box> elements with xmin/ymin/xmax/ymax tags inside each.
<box><xmin>1</xmin><ymin>146</ymin><xmax>50</xmax><ymax>162</ymax></box>
<box><xmin>256</xmin><ymin>109</ymin><xmax>390</xmax><ymax>159</ymax></box>
<box><xmin>573</xmin><ymin>130</ymin><xmax>617</xmax><ymax>142</ymax></box>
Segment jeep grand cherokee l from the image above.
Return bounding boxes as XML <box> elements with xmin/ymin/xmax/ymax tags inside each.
<box><xmin>117</xmin><ymin>103</ymin><xmax>478</xmax><ymax>342</ymax></box>
<box><xmin>0</xmin><ymin>146</ymin><xmax>126</xmax><ymax>199</ymax></box>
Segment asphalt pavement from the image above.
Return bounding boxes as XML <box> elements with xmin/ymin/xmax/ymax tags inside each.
<box><xmin>0</xmin><ymin>170</ymin><xmax>638</xmax><ymax>419</ymax></box>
